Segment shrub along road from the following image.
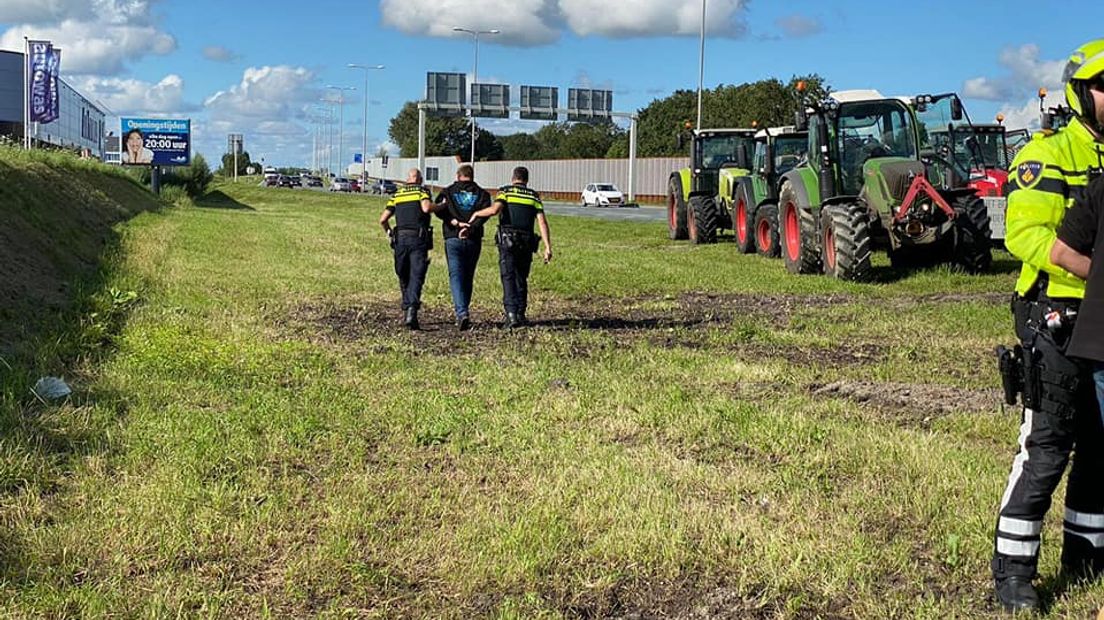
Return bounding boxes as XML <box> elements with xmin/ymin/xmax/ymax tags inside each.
<box><xmin>2</xmin><ymin>178</ymin><xmax>1098</xmax><ymax>618</ymax></box>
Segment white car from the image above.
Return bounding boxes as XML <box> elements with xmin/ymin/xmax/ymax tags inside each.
<box><xmin>330</xmin><ymin>178</ymin><xmax>352</xmax><ymax>192</ymax></box>
<box><xmin>581</xmin><ymin>183</ymin><xmax>624</xmax><ymax>207</ymax></box>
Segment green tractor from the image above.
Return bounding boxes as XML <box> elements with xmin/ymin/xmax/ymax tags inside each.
<box><xmin>778</xmin><ymin>90</ymin><xmax>992</xmax><ymax>280</ymax></box>
<box><xmin>729</xmin><ymin>126</ymin><xmax>808</xmax><ymax>257</ymax></box>
<box><xmin>666</xmin><ymin>128</ymin><xmax>757</xmax><ymax>243</ymax></box>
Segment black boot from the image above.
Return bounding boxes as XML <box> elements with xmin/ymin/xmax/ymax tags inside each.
<box><xmin>516</xmin><ymin>310</ymin><xmax>529</xmax><ymax>327</ymax></box>
<box><xmin>456</xmin><ymin>315</ymin><xmax>471</xmax><ymax>332</ymax></box>
<box><xmin>505</xmin><ymin>312</ymin><xmax>521</xmax><ymax>329</ymax></box>
<box><xmin>404</xmin><ymin>307</ymin><xmax>419</xmax><ymax>330</ymax></box>
<box><xmin>994</xmin><ymin>576</ymin><xmax>1039</xmax><ymax>612</ymax></box>
<box><xmin>1060</xmin><ymin>536</ymin><xmax>1104</xmax><ymax>581</ymax></box>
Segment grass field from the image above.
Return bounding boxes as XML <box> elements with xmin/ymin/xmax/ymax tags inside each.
<box><xmin>2</xmin><ymin>177</ymin><xmax>1101</xmax><ymax>618</ymax></box>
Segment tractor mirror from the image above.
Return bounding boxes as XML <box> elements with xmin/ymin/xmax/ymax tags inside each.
<box><xmin>739</xmin><ymin>144</ymin><xmax>751</xmax><ymax>169</ymax></box>
<box><xmin>795</xmin><ymin>107</ymin><xmax>808</xmax><ymax>131</ymax></box>
<box><xmin>677</xmin><ymin>132</ymin><xmax>685</xmax><ymax>150</ymax></box>
<box><xmin>951</xmin><ymin>97</ymin><xmax>964</xmax><ymax>121</ymax></box>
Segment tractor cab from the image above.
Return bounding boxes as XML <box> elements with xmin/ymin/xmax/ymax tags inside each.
<box><xmin>800</xmin><ymin>90</ymin><xmax>920</xmax><ymax>200</ymax></box>
<box><xmin>684</xmin><ymin>129</ymin><xmax>757</xmax><ymax>198</ymax></box>
<box><xmin>752</xmin><ymin>126</ymin><xmax>808</xmax><ymax>187</ymax></box>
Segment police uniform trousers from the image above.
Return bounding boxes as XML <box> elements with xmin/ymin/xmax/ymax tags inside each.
<box><xmin>393</xmin><ymin>231</ymin><xmax>430</xmax><ymax>311</ymax></box>
<box><xmin>993</xmin><ymin>294</ymin><xmax>1104</xmax><ymax>579</ymax></box>
<box><xmin>497</xmin><ymin>232</ymin><xmax>534</xmax><ymax>316</ymax></box>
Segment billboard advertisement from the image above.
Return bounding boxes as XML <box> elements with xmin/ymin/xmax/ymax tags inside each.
<box><xmin>120</xmin><ymin>118</ymin><xmax>191</xmax><ymax>166</ymax></box>
<box><xmin>27</xmin><ymin>40</ymin><xmax>61</xmax><ymax>124</ymax></box>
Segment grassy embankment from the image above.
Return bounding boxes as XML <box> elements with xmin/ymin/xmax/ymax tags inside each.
<box><xmin>2</xmin><ymin>174</ymin><xmax>1100</xmax><ymax>617</ymax></box>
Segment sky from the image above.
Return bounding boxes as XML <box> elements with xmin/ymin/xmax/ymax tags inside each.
<box><xmin>1</xmin><ymin>0</ymin><xmax>1101</xmax><ymax>169</ymax></box>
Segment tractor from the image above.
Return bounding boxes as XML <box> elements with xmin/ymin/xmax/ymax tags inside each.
<box><xmin>666</xmin><ymin>128</ymin><xmax>757</xmax><ymax>243</ymax></box>
<box><xmin>914</xmin><ymin>93</ymin><xmax>1011</xmax><ymax>240</ymax></box>
<box><xmin>728</xmin><ymin>126</ymin><xmax>808</xmax><ymax>257</ymax></box>
<box><xmin>778</xmin><ymin>90</ymin><xmax>993</xmax><ymax>281</ymax></box>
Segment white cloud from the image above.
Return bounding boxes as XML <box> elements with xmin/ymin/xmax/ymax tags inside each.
<box><xmin>199</xmin><ymin>66</ymin><xmax>320</xmax><ymax>163</ymax></box>
<box><xmin>70</xmin><ymin>73</ymin><xmax>193</xmax><ymax>116</ymax></box>
<box><xmin>962</xmin><ymin>77</ymin><xmax>1002</xmax><ymax>100</ymax></box>
<box><xmin>962</xmin><ymin>43</ymin><xmax>1065</xmax><ymax>102</ymax></box>
<box><xmin>997</xmin><ymin>90</ymin><xmax>1064</xmax><ymax>132</ymax></box>
<box><xmin>559</xmin><ymin>0</ymin><xmax>747</xmax><ymax>38</ymax></box>
<box><xmin>380</xmin><ymin>0</ymin><xmax>748</xmax><ymax>45</ymax></box>
<box><xmin>776</xmin><ymin>14</ymin><xmax>821</xmax><ymax>38</ymax></box>
<box><xmin>204</xmin><ymin>66</ymin><xmax>317</xmax><ymax>124</ymax></box>
<box><xmin>202</xmin><ymin>45</ymin><xmax>238</xmax><ymax>63</ymax></box>
<box><xmin>0</xmin><ymin>0</ymin><xmax>176</xmax><ymax>75</ymax></box>
<box><xmin>0</xmin><ymin>0</ymin><xmax>159</xmax><ymax>25</ymax></box>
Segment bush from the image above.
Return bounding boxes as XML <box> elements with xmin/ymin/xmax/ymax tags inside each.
<box><xmin>158</xmin><ymin>184</ymin><xmax>191</xmax><ymax>207</ymax></box>
<box><xmin>159</xmin><ymin>154</ymin><xmax>213</xmax><ymax>198</ymax></box>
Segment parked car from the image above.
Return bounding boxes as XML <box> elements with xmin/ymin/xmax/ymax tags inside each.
<box><xmin>277</xmin><ymin>175</ymin><xmax>295</xmax><ymax>188</ymax></box>
<box><xmin>330</xmin><ymin>178</ymin><xmax>353</xmax><ymax>192</ymax></box>
<box><xmin>305</xmin><ymin>176</ymin><xmax>324</xmax><ymax>188</ymax></box>
<box><xmin>581</xmin><ymin>183</ymin><xmax>624</xmax><ymax>207</ymax></box>
<box><xmin>373</xmin><ymin>179</ymin><xmax>398</xmax><ymax>195</ymax></box>
<box><xmin>263</xmin><ymin>174</ymin><xmax>279</xmax><ymax>187</ymax></box>
<box><xmin>349</xmin><ymin>178</ymin><xmax>362</xmax><ymax>193</ymax></box>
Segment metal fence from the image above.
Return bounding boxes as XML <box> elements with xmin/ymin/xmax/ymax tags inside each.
<box><xmin>349</xmin><ymin>156</ymin><xmax>689</xmax><ymax>202</ymax></box>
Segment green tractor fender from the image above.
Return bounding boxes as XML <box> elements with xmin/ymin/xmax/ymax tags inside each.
<box><xmin>778</xmin><ymin>168</ymin><xmax>820</xmax><ymax>212</ymax></box>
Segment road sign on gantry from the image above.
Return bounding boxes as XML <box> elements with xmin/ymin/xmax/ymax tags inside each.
<box><xmin>520</xmin><ymin>86</ymin><xmax>558</xmax><ymax>120</ymax></box>
<box><xmin>426</xmin><ymin>72</ymin><xmax>466</xmax><ymax>116</ymax></box>
<box><xmin>567</xmin><ymin>88</ymin><xmax>612</xmax><ymax>122</ymax></box>
<box><xmin>472</xmin><ymin>83</ymin><xmax>510</xmax><ymax>119</ymax></box>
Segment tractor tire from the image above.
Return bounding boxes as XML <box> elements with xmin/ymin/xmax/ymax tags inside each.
<box><xmin>779</xmin><ymin>182</ymin><xmax>820</xmax><ymax>274</ymax></box>
<box><xmin>733</xmin><ymin>182</ymin><xmax>755</xmax><ymax>254</ymax></box>
<box><xmin>754</xmin><ymin>203</ymin><xmax>780</xmax><ymax>258</ymax></box>
<box><xmin>688</xmin><ymin>195</ymin><xmax>719</xmax><ymax>244</ymax></box>
<box><xmin>820</xmin><ymin>203</ymin><xmax>873</xmax><ymax>281</ymax></box>
<box><xmin>667</xmin><ymin>176</ymin><xmax>688</xmax><ymax>240</ymax></box>
<box><xmin>951</xmin><ymin>195</ymin><xmax>993</xmax><ymax>273</ymax></box>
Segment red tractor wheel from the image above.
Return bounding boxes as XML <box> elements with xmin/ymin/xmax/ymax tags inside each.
<box><xmin>778</xmin><ymin>182</ymin><xmax>820</xmax><ymax>274</ymax></box>
<box><xmin>754</xmin><ymin>204</ymin><xmax>780</xmax><ymax>258</ymax></box>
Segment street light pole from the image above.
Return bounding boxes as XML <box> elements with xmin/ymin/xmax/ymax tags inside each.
<box><xmin>453</xmin><ymin>27</ymin><xmax>500</xmax><ymax>166</ymax></box>
<box><xmin>697</xmin><ymin>0</ymin><xmax>706</xmax><ymax>130</ymax></box>
<box><xmin>348</xmin><ymin>63</ymin><xmax>384</xmax><ymax>183</ymax></box>
<box><xmin>326</xmin><ymin>85</ymin><xmax>356</xmax><ymax>177</ymax></box>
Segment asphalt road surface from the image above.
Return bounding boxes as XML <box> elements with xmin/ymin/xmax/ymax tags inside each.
<box><xmin>543</xmin><ymin>202</ymin><xmax>666</xmax><ymax>222</ymax></box>
<box><xmin>276</xmin><ymin>185</ymin><xmax>666</xmax><ymax>222</ymax></box>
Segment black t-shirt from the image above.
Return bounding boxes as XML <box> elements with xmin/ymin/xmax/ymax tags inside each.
<box><xmin>1057</xmin><ymin>174</ymin><xmax>1104</xmax><ymax>362</ymax></box>
<box><xmin>384</xmin><ymin>183</ymin><xmax>432</xmax><ymax>231</ymax></box>
<box><xmin>435</xmin><ymin>180</ymin><xmax>491</xmax><ymax>240</ymax></box>
<box><xmin>495</xmin><ymin>183</ymin><xmax>544</xmax><ymax>233</ymax></box>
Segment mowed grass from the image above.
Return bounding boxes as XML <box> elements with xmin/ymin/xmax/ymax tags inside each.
<box><xmin>1</xmin><ymin>179</ymin><xmax>1100</xmax><ymax>618</ymax></box>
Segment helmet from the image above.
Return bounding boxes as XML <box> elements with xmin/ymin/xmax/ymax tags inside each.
<box><xmin>1063</xmin><ymin>39</ymin><xmax>1104</xmax><ymax>123</ymax></box>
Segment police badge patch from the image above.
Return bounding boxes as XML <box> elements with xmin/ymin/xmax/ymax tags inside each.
<box><xmin>1016</xmin><ymin>161</ymin><xmax>1044</xmax><ymax>190</ymax></box>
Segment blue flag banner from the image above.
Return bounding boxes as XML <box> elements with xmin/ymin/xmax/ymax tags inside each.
<box><xmin>28</xmin><ymin>40</ymin><xmax>60</xmax><ymax>124</ymax></box>
<box><xmin>354</xmin><ymin>153</ymin><xmax>363</xmax><ymax>163</ymax></box>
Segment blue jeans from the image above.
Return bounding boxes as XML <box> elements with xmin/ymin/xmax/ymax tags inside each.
<box><xmin>1095</xmin><ymin>363</ymin><xmax>1104</xmax><ymax>427</ymax></box>
<box><xmin>444</xmin><ymin>237</ymin><xmax>482</xmax><ymax>318</ymax></box>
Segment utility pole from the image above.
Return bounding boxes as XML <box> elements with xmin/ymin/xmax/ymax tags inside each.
<box><xmin>326</xmin><ymin>85</ymin><xmax>356</xmax><ymax>178</ymax></box>
<box><xmin>697</xmin><ymin>0</ymin><xmax>706</xmax><ymax>130</ymax></box>
<box><xmin>453</xmin><ymin>27</ymin><xmax>500</xmax><ymax>166</ymax></box>
<box><xmin>348</xmin><ymin>63</ymin><xmax>384</xmax><ymax>183</ymax></box>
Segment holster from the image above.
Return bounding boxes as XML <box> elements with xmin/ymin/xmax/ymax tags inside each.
<box><xmin>496</xmin><ymin>227</ymin><xmax>536</xmax><ymax>253</ymax></box>
<box><xmin>396</xmin><ymin>226</ymin><xmax>434</xmax><ymax>251</ymax></box>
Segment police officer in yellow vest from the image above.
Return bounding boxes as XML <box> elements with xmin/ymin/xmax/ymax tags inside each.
<box><xmin>468</xmin><ymin>166</ymin><xmax>553</xmax><ymax>328</ymax></box>
<box><xmin>991</xmin><ymin>40</ymin><xmax>1104</xmax><ymax>612</ymax></box>
<box><xmin>379</xmin><ymin>169</ymin><xmax>435</xmax><ymax>330</ymax></box>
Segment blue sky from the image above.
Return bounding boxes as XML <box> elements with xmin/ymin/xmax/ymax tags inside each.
<box><xmin>1</xmin><ymin>0</ymin><xmax>1101</xmax><ymax>168</ymax></box>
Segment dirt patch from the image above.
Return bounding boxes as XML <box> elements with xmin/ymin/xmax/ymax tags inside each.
<box><xmin>280</xmin><ymin>292</ymin><xmax>888</xmax><ymax>364</ymax></box>
<box><xmin>536</xmin><ymin>576</ymin><xmax>850</xmax><ymax>620</ymax></box>
<box><xmin>810</xmin><ymin>380</ymin><xmax>1002</xmax><ymax>426</ymax></box>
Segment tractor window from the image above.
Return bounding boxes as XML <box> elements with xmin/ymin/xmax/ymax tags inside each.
<box><xmin>696</xmin><ymin>135</ymin><xmax>751</xmax><ymax>169</ymax></box>
<box><xmin>972</xmin><ymin>131</ymin><xmax>1009</xmax><ymax>170</ymax></box>
<box><xmin>752</xmin><ymin>140</ymin><xmax>767</xmax><ymax>173</ymax></box>
<box><xmin>836</xmin><ymin>102</ymin><xmax>917</xmax><ymax>195</ymax></box>
<box><xmin>807</xmin><ymin>116</ymin><xmax>822</xmax><ymax>171</ymax></box>
<box><xmin>773</xmin><ymin>136</ymin><xmax>806</xmax><ymax>175</ymax></box>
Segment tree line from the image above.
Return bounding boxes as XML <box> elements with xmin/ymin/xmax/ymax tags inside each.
<box><xmin>385</xmin><ymin>74</ymin><xmax>828</xmax><ymax>162</ymax></box>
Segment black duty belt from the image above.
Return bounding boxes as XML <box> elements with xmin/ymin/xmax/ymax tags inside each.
<box><xmin>395</xmin><ymin>227</ymin><xmax>429</xmax><ymax>237</ymax></box>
